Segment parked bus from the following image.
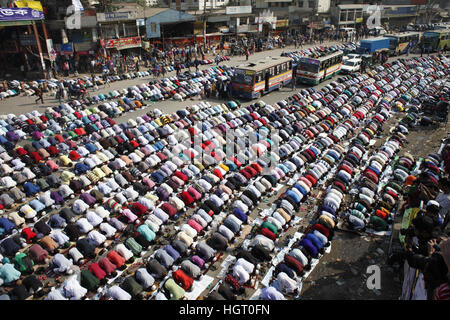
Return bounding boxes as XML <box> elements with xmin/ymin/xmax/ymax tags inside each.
<box><xmin>296</xmin><ymin>50</ymin><xmax>343</xmax><ymax>85</ymax></box>
<box><xmin>231</xmin><ymin>56</ymin><xmax>293</xmax><ymax>100</ymax></box>
<box><xmin>421</xmin><ymin>29</ymin><xmax>450</xmax><ymax>52</ymax></box>
<box><xmin>385</xmin><ymin>32</ymin><xmax>421</xmax><ymax>56</ymax></box>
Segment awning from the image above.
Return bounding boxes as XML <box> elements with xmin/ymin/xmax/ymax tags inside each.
<box><xmin>0</xmin><ymin>20</ymin><xmax>34</xmax><ymax>26</ymax></box>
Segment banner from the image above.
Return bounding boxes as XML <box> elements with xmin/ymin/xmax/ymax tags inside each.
<box><xmin>46</xmin><ymin>39</ymin><xmax>56</xmax><ymax>61</ymax></box>
<box><xmin>0</xmin><ymin>7</ymin><xmax>44</xmax><ymax>21</ymax></box>
<box><xmin>60</xmin><ymin>43</ymin><xmax>73</xmax><ymax>54</ymax></box>
<box><xmin>276</xmin><ymin>19</ymin><xmax>289</xmax><ymax>28</ymax></box>
<box><xmin>14</xmin><ymin>0</ymin><xmax>43</xmax><ymax>11</ymax></box>
<box><xmin>105</xmin><ymin>36</ymin><xmax>141</xmax><ymax>50</ymax></box>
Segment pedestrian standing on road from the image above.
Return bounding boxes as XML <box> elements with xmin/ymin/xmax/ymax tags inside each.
<box><xmin>90</xmin><ymin>58</ymin><xmax>95</xmax><ymax>74</ymax></box>
<box><xmin>194</xmin><ymin>58</ymin><xmax>200</xmax><ymax>72</ymax></box>
<box><xmin>227</xmin><ymin>81</ymin><xmax>233</xmax><ymax>99</ymax></box>
<box><xmin>102</xmin><ymin>68</ymin><xmax>110</xmax><ymax>88</ymax></box>
<box><xmin>58</xmin><ymin>79</ymin><xmax>65</xmax><ymax>103</ymax></box>
<box><xmin>35</xmin><ymin>85</ymin><xmax>44</xmax><ymax>104</ymax></box>
<box><xmin>245</xmin><ymin>48</ymin><xmax>249</xmax><ymax>61</ymax></box>
<box><xmin>63</xmin><ymin>60</ymin><xmax>69</xmax><ymax>77</ymax></box>
<box><xmin>292</xmin><ymin>64</ymin><xmax>297</xmax><ymax>91</ymax></box>
<box><xmin>361</xmin><ymin>60</ymin><xmax>366</xmax><ymax>74</ymax></box>
<box><xmin>20</xmin><ymin>64</ymin><xmax>26</xmax><ymax>79</ymax></box>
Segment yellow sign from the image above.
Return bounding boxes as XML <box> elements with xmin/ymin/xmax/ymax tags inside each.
<box><xmin>193</xmin><ymin>21</ymin><xmax>205</xmax><ymax>36</ymax></box>
<box><xmin>14</xmin><ymin>0</ymin><xmax>43</xmax><ymax>11</ymax></box>
<box><xmin>356</xmin><ymin>17</ymin><xmax>363</xmax><ymax>23</ymax></box>
<box><xmin>276</xmin><ymin>19</ymin><xmax>289</xmax><ymax>28</ymax></box>
<box><xmin>245</xmin><ymin>70</ymin><xmax>255</xmax><ymax>75</ymax></box>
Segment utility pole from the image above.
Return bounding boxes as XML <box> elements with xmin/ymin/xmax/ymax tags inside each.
<box><xmin>202</xmin><ymin>0</ymin><xmax>209</xmax><ymax>48</ymax></box>
<box><xmin>32</xmin><ymin>21</ymin><xmax>46</xmax><ymax>78</ymax></box>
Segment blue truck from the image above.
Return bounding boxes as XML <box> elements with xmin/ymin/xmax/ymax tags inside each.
<box><xmin>356</xmin><ymin>37</ymin><xmax>391</xmax><ymax>54</ymax></box>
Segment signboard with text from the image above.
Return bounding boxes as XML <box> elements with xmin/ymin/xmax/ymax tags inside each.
<box><xmin>105</xmin><ymin>36</ymin><xmax>141</xmax><ymax>50</ymax></box>
<box><xmin>0</xmin><ymin>7</ymin><xmax>44</xmax><ymax>21</ymax></box>
<box><xmin>96</xmin><ymin>11</ymin><xmax>136</xmax><ymax>22</ymax></box>
<box><xmin>60</xmin><ymin>43</ymin><xmax>74</xmax><ymax>54</ymax></box>
<box><xmin>276</xmin><ymin>19</ymin><xmax>289</xmax><ymax>28</ymax></box>
<box><xmin>226</xmin><ymin>6</ymin><xmax>252</xmax><ymax>15</ymax></box>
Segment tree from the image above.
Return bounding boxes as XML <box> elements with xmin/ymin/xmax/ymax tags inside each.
<box><xmin>96</xmin><ymin>0</ymin><xmax>113</xmax><ymax>12</ymax></box>
<box><xmin>135</xmin><ymin>0</ymin><xmax>147</xmax><ymax>6</ymax></box>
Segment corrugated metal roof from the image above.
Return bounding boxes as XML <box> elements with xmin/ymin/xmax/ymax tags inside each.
<box><xmin>142</xmin><ymin>8</ymin><xmax>171</xmax><ymax>18</ymax></box>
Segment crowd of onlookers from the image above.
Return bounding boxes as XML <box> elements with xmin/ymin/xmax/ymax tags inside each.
<box><xmin>391</xmin><ymin>142</ymin><xmax>450</xmax><ymax>300</ymax></box>
<box><xmin>387</xmin><ymin>81</ymin><xmax>450</xmax><ymax>299</ymax></box>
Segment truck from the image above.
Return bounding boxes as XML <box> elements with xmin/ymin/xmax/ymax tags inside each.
<box><xmin>356</xmin><ymin>37</ymin><xmax>390</xmax><ymax>54</ymax></box>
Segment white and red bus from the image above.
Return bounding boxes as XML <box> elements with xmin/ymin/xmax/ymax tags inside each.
<box><xmin>232</xmin><ymin>56</ymin><xmax>293</xmax><ymax>100</ymax></box>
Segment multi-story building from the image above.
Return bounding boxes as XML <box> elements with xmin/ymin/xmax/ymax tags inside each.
<box><xmin>330</xmin><ymin>1</ymin><xmax>448</xmax><ymax>30</ymax></box>
<box><xmin>252</xmin><ymin>0</ymin><xmax>331</xmax><ymax>34</ymax></box>
<box><xmin>162</xmin><ymin>0</ymin><xmax>230</xmax><ymax>11</ymax></box>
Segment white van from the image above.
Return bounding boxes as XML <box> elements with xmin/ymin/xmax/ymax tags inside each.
<box><xmin>369</xmin><ymin>26</ymin><xmax>387</xmax><ymax>35</ymax></box>
<box><xmin>340</xmin><ymin>27</ymin><xmax>357</xmax><ymax>40</ymax></box>
<box><xmin>341</xmin><ymin>58</ymin><xmax>361</xmax><ymax>74</ymax></box>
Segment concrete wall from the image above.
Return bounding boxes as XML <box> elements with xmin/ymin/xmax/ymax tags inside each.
<box><xmin>146</xmin><ymin>9</ymin><xmax>195</xmax><ymax>38</ymax></box>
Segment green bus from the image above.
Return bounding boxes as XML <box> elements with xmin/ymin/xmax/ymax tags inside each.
<box><xmin>421</xmin><ymin>29</ymin><xmax>450</xmax><ymax>52</ymax></box>
<box><xmin>296</xmin><ymin>50</ymin><xmax>343</xmax><ymax>85</ymax></box>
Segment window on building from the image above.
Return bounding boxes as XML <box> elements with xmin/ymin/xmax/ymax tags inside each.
<box><xmin>308</xmin><ymin>0</ymin><xmax>314</xmax><ymax>8</ymax></box>
<box><xmin>298</xmin><ymin>0</ymin><xmax>303</xmax><ymax>7</ymax></box>
<box><xmin>340</xmin><ymin>11</ymin><xmax>346</xmax><ymax>22</ymax></box>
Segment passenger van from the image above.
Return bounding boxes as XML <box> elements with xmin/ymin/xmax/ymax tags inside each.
<box><xmin>340</xmin><ymin>27</ymin><xmax>357</xmax><ymax>40</ymax></box>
